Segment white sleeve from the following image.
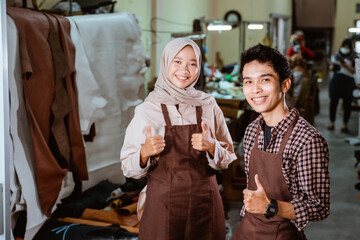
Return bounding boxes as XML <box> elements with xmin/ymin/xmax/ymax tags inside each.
<box><xmin>206</xmin><ymin>104</ymin><xmax>237</xmax><ymax>170</ymax></box>
<box><xmin>120</xmin><ymin>105</ymin><xmax>152</xmax><ymax>179</ymax></box>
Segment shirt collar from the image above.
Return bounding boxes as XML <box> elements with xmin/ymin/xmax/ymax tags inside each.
<box><xmin>254</xmin><ymin>108</ymin><xmax>299</xmax><ymax>136</ymax></box>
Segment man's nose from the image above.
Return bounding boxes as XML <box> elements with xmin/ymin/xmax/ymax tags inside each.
<box><xmin>251</xmin><ymin>82</ymin><xmax>262</xmax><ymax>93</ymax></box>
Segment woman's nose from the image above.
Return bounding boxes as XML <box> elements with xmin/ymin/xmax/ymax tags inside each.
<box><xmin>180</xmin><ymin>64</ymin><xmax>190</xmax><ymax>73</ymax></box>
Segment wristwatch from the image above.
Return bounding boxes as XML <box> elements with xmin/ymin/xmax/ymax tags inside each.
<box><xmin>265</xmin><ymin>199</ymin><xmax>278</xmax><ymax>219</ymax></box>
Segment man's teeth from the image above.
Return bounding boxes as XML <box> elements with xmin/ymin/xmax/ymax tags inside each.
<box><xmin>253</xmin><ymin>97</ymin><xmax>265</xmax><ymax>101</ymax></box>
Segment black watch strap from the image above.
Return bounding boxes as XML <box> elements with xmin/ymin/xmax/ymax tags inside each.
<box><xmin>265</xmin><ymin>198</ymin><xmax>278</xmax><ymax>219</ymax></box>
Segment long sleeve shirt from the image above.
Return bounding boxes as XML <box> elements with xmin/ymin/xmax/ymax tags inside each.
<box><xmin>287</xmin><ymin>45</ymin><xmax>315</xmax><ymax>60</ymax></box>
<box><xmin>120</xmin><ymin>101</ymin><xmax>237</xmax><ymax>179</ymax></box>
<box><xmin>240</xmin><ymin>109</ymin><xmax>330</xmax><ymax>231</ymax></box>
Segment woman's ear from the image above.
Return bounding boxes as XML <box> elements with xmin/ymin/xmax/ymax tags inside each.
<box><xmin>281</xmin><ymin>78</ymin><xmax>292</xmax><ymax>93</ymax></box>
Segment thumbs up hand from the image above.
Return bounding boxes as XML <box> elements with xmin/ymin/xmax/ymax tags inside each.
<box><xmin>140</xmin><ymin>124</ymin><xmax>165</xmax><ymax>167</ymax></box>
<box><xmin>243</xmin><ymin>174</ymin><xmax>270</xmax><ymax>214</ymax></box>
<box><xmin>191</xmin><ymin>121</ymin><xmax>215</xmax><ymax>156</ymax></box>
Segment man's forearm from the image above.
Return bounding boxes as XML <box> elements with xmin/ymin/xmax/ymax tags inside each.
<box><xmin>277</xmin><ymin>200</ymin><xmax>296</xmax><ymax>220</ymax></box>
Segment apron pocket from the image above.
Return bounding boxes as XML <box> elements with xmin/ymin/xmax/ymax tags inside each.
<box><xmin>170</xmin><ymin>179</ymin><xmax>212</xmax><ymax>217</ymax></box>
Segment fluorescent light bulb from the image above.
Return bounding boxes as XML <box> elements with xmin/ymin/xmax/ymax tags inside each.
<box><xmin>248</xmin><ymin>24</ymin><xmax>264</xmax><ymax>30</ymax></box>
<box><xmin>207</xmin><ymin>25</ymin><xmax>232</xmax><ymax>31</ymax></box>
<box><xmin>349</xmin><ymin>27</ymin><xmax>360</xmax><ymax>33</ymax></box>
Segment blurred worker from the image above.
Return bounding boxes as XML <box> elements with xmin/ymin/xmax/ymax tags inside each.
<box><xmin>327</xmin><ymin>38</ymin><xmax>357</xmax><ymax>133</ymax></box>
<box><xmin>287</xmin><ymin>33</ymin><xmax>315</xmax><ymax>61</ymax></box>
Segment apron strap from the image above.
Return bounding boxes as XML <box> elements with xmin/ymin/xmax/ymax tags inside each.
<box><xmin>195</xmin><ymin>106</ymin><xmax>202</xmax><ymax>126</ymax></box>
<box><xmin>278</xmin><ymin>114</ymin><xmax>299</xmax><ymax>154</ymax></box>
<box><xmin>160</xmin><ymin>104</ymin><xmax>172</xmax><ymax>126</ymax></box>
<box><xmin>160</xmin><ymin>104</ymin><xmax>202</xmax><ymax>127</ymax></box>
<box><xmin>253</xmin><ymin>112</ymin><xmax>299</xmax><ymax>152</ymax></box>
<box><xmin>253</xmin><ymin>126</ymin><xmax>261</xmax><ymax>149</ymax></box>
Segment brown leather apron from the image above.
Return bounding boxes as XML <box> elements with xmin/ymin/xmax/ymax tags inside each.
<box><xmin>233</xmin><ymin>115</ymin><xmax>307</xmax><ymax>240</ymax></box>
<box><xmin>139</xmin><ymin>104</ymin><xmax>225</xmax><ymax>240</ymax></box>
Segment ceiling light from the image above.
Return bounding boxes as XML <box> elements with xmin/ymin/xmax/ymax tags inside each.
<box><xmin>248</xmin><ymin>24</ymin><xmax>264</xmax><ymax>30</ymax></box>
<box><xmin>349</xmin><ymin>27</ymin><xmax>360</xmax><ymax>33</ymax></box>
<box><xmin>207</xmin><ymin>24</ymin><xmax>232</xmax><ymax>31</ymax></box>
<box><xmin>206</xmin><ymin>20</ymin><xmax>233</xmax><ymax>31</ymax></box>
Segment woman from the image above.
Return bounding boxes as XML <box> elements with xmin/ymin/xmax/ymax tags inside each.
<box><xmin>120</xmin><ymin>38</ymin><xmax>236</xmax><ymax>240</ymax></box>
<box><xmin>328</xmin><ymin>38</ymin><xmax>357</xmax><ymax>133</ymax></box>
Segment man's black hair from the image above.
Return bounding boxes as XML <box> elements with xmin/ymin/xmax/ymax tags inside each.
<box><xmin>240</xmin><ymin>43</ymin><xmax>291</xmax><ymax>84</ymax></box>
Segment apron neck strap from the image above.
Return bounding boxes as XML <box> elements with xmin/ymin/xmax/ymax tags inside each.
<box><xmin>254</xmin><ymin>126</ymin><xmax>261</xmax><ymax>149</ymax></box>
<box><xmin>278</xmin><ymin>114</ymin><xmax>299</xmax><ymax>153</ymax></box>
<box><xmin>195</xmin><ymin>106</ymin><xmax>202</xmax><ymax>126</ymax></box>
<box><xmin>253</xmin><ymin>113</ymin><xmax>299</xmax><ymax>153</ymax></box>
<box><xmin>160</xmin><ymin>104</ymin><xmax>172</xmax><ymax>126</ymax></box>
<box><xmin>160</xmin><ymin>104</ymin><xmax>203</xmax><ymax>127</ymax></box>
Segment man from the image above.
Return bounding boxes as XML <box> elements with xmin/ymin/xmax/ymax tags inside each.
<box><xmin>232</xmin><ymin>44</ymin><xmax>330</xmax><ymax>240</ymax></box>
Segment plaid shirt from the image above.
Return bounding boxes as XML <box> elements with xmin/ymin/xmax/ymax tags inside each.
<box><xmin>240</xmin><ymin>108</ymin><xmax>330</xmax><ymax>231</ymax></box>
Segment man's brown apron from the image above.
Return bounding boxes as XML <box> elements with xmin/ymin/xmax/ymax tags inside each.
<box><xmin>139</xmin><ymin>104</ymin><xmax>225</xmax><ymax>240</ymax></box>
<box><xmin>233</xmin><ymin>115</ymin><xmax>307</xmax><ymax>240</ymax></box>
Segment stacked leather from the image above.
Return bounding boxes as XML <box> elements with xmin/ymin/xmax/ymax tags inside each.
<box><xmin>33</xmin><ymin>219</ymin><xmax>138</xmax><ymax>240</ymax></box>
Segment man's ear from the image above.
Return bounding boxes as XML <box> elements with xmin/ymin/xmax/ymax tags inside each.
<box><xmin>281</xmin><ymin>78</ymin><xmax>292</xmax><ymax>93</ymax></box>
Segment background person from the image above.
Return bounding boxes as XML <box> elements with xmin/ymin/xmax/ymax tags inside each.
<box><xmin>327</xmin><ymin>38</ymin><xmax>357</xmax><ymax>133</ymax></box>
<box><xmin>287</xmin><ymin>33</ymin><xmax>315</xmax><ymax>61</ymax></box>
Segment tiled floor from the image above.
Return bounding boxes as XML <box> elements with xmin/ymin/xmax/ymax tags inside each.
<box><xmin>226</xmin><ymin>77</ymin><xmax>360</xmax><ymax>239</ymax></box>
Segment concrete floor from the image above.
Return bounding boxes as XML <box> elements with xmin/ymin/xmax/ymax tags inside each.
<box><xmin>226</xmin><ymin>78</ymin><xmax>360</xmax><ymax>240</ymax></box>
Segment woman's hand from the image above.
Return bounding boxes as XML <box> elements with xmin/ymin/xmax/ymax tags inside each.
<box><xmin>140</xmin><ymin>124</ymin><xmax>165</xmax><ymax>167</ymax></box>
<box><xmin>191</xmin><ymin>121</ymin><xmax>215</xmax><ymax>156</ymax></box>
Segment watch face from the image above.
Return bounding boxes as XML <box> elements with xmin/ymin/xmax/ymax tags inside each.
<box><xmin>265</xmin><ymin>199</ymin><xmax>278</xmax><ymax>219</ymax></box>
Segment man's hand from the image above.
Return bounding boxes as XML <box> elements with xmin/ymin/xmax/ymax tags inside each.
<box><xmin>191</xmin><ymin>121</ymin><xmax>215</xmax><ymax>156</ymax></box>
<box><xmin>140</xmin><ymin>124</ymin><xmax>165</xmax><ymax>167</ymax></box>
<box><xmin>243</xmin><ymin>174</ymin><xmax>270</xmax><ymax>214</ymax></box>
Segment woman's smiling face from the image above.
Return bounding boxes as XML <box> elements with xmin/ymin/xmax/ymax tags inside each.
<box><xmin>168</xmin><ymin>45</ymin><xmax>199</xmax><ymax>89</ymax></box>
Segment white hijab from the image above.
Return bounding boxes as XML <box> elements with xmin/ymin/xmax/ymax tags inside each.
<box><xmin>145</xmin><ymin>38</ymin><xmax>215</xmax><ymax>106</ymax></box>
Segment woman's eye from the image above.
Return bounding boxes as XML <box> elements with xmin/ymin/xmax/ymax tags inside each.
<box><xmin>174</xmin><ymin>60</ymin><xmax>181</xmax><ymax>64</ymax></box>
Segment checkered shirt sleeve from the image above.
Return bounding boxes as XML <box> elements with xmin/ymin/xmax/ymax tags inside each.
<box><xmin>290</xmin><ymin>132</ymin><xmax>330</xmax><ymax>230</ymax></box>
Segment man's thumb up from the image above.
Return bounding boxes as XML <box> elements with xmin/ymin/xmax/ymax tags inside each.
<box><xmin>254</xmin><ymin>174</ymin><xmax>264</xmax><ymax>192</ymax></box>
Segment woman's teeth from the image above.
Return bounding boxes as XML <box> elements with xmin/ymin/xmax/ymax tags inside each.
<box><xmin>177</xmin><ymin>75</ymin><xmax>187</xmax><ymax>80</ymax></box>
